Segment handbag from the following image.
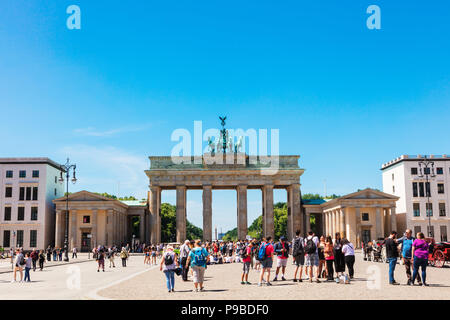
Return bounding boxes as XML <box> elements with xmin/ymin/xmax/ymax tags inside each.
<box><xmin>174</xmin><ymin>267</ymin><xmax>182</xmax><ymax>276</ymax></box>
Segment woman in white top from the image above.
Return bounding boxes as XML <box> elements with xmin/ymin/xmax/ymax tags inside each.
<box><xmin>160</xmin><ymin>245</ymin><xmax>179</xmax><ymax>293</ymax></box>
<box><xmin>341</xmin><ymin>239</ymin><xmax>355</xmax><ymax>279</ymax></box>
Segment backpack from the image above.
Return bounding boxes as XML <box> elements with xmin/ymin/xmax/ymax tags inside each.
<box><xmin>240</xmin><ymin>246</ymin><xmax>248</xmax><ymax>259</ymax></box>
<box><xmin>164</xmin><ymin>252</ymin><xmax>174</xmax><ymax>265</ymax></box>
<box><xmin>305</xmin><ymin>237</ymin><xmax>317</xmax><ymax>255</ymax></box>
<box><xmin>19</xmin><ymin>255</ymin><xmax>25</xmax><ymax>266</ymax></box>
<box><xmin>293</xmin><ymin>237</ymin><xmax>304</xmax><ymax>257</ymax></box>
<box><xmin>257</xmin><ymin>243</ymin><xmax>268</xmax><ymax>261</ymax></box>
<box><xmin>192</xmin><ymin>249</ymin><xmax>206</xmax><ymax>266</ymax></box>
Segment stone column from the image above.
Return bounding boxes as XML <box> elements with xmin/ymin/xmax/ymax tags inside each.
<box><xmin>236</xmin><ymin>185</ymin><xmax>248</xmax><ymax>241</ymax></box>
<box><xmin>305</xmin><ymin>211</ymin><xmax>311</xmax><ymax>233</ymax></box>
<box><xmin>202</xmin><ymin>185</ymin><xmax>213</xmax><ymax>242</ymax></box>
<box><xmin>70</xmin><ymin>210</ymin><xmax>77</xmax><ymax>250</ymax></box>
<box><xmin>324</xmin><ymin>211</ymin><xmax>329</xmax><ymax>236</ymax></box>
<box><xmin>286</xmin><ymin>186</ymin><xmax>293</xmax><ymax>240</ymax></box>
<box><xmin>375</xmin><ymin>207</ymin><xmax>382</xmax><ymax>239</ymax></box>
<box><xmin>330</xmin><ymin>210</ymin><xmax>335</xmax><ymax>236</ymax></box>
<box><xmin>156</xmin><ymin>189</ymin><xmax>161</xmax><ymax>244</ymax></box>
<box><xmin>291</xmin><ymin>184</ymin><xmax>302</xmax><ymax>235</ymax></box>
<box><xmin>340</xmin><ymin>208</ymin><xmax>346</xmax><ymax>237</ymax></box>
<box><xmin>390</xmin><ymin>207</ymin><xmax>397</xmax><ymax>232</ymax></box>
<box><xmin>139</xmin><ymin>212</ymin><xmax>145</xmax><ymax>242</ymax></box>
<box><xmin>262</xmin><ymin>185</ymin><xmax>274</xmax><ymax>239</ymax></box>
<box><xmin>150</xmin><ymin>186</ymin><xmax>162</xmax><ymax>244</ymax></box>
<box><xmin>55</xmin><ymin>210</ymin><xmax>63</xmax><ymax>248</ymax></box>
<box><xmin>176</xmin><ymin>186</ymin><xmax>187</xmax><ymax>243</ymax></box>
<box><xmin>107</xmin><ymin>209</ymin><xmax>114</xmax><ymax>247</ymax></box>
<box><xmin>355</xmin><ymin>207</ymin><xmax>361</xmax><ymax>248</ymax></box>
<box><xmin>92</xmin><ymin>209</ymin><xmax>98</xmax><ymax>248</ymax></box>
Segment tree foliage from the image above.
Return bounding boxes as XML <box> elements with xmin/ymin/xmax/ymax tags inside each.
<box><xmin>160</xmin><ymin>203</ymin><xmax>202</xmax><ymax>243</ymax></box>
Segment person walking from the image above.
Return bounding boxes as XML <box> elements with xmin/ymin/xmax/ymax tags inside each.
<box><xmin>46</xmin><ymin>246</ymin><xmax>52</xmax><ymax>262</ymax></box>
<box><xmin>120</xmin><ymin>247</ymin><xmax>129</xmax><ymax>267</ymax></box>
<box><xmin>58</xmin><ymin>248</ymin><xmax>63</xmax><ymax>261</ymax></box>
<box><xmin>186</xmin><ymin>240</ymin><xmax>210</xmax><ymax>292</ymax></box>
<box><xmin>333</xmin><ymin>232</ymin><xmax>345</xmax><ymax>279</ymax></box>
<box><xmin>160</xmin><ymin>245</ymin><xmax>179</xmax><ymax>292</ymax></box>
<box><xmin>342</xmin><ymin>238</ymin><xmax>355</xmax><ymax>279</ymax></box>
<box><xmin>257</xmin><ymin>237</ymin><xmax>274</xmax><ymax>287</ymax></box>
<box><xmin>24</xmin><ymin>253</ymin><xmax>32</xmax><ymax>282</ymax></box>
<box><xmin>107</xmin><ymin>247</ymin><xmax>116</xmax><ymax>268</ymax></box>
<box><xmin>11</xmin><ymin>249</ymin><xmax>25</xmax><ymax>283</ymax></box>
<box><xmin>304</xmin><ymin>231</ymin><xmax>320</xmax><ymax>283</ymax></box>
<box><xmin>72</xmin><ymin>247</ymin><xmax>78</xmax><ymax>259</ymax></box>
<box><xmin>411</xmin><ymin>232</ymin><xmax>429</xmax><ymax>286</ymax></box>
<box><xmin>179</xmin><ymin>240</ymin><xmax>191</xmax><ymax>281</ymax></box>
<box><xmin>324</xmin><ymin>236</ymin><xmax>334</xmax><ymax>281</ymax></box>
<box><xmin>240</xmin><ymin>242</ymin><xmax>252</xmax><ymax>285</ymax></box>
<box><xmin>30</xmin><ymin>249</ymin><xmax>38</xmax><ymax>272</ymax></box>
<box><xmin>385</xmin><ymin>231</ymin><xmax>400</xmax><ymax>285</ymax></box>
<box><xmin>273</xmin><ymin>236</ymin><xmax>289</xmax><ymax>281</ymax></box>
<box><xmin>292</xmin><ymin>230</ymin><xmax>305</xmax><ymax>282</ymax></box>
<box><xmin>397</xmin><ymin>229</ymin><xmax>421</xmax><ymax>285</ymax></box>
<box><xmin>38</xmin><ymin>250</ymin><xmax>45</xmax><ymax>271</ymax></box>
<box><xmin>97</xmin><ymin>248</ymin><xmax>105</xmax><ymax>272</ymax></box>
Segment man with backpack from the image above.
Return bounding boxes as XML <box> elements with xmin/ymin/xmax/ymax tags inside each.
<box><xmin>304</xmin><ymin>231</ymin><xmax>321</xmax><ymax>283</ymax></box>
<box><xmin>186</xmin><ymin>240</ymin><xmax>209</xmax><ymax>292</ymax></box>
<box><xmin>179</xmin><ymin>240</ymin><xmax>191</xmax><ymax>281</ymax></box>
<box><xmin>273</xmin><ymin>236</ymin><xmax>289</xmax><ymax>281</ymax></box>
<box><xmin>292</xmin><ymin>230</ymin><xmax>305</xmax><ymax>282</ymax></box>
<box><xmin>257</xmin><ymin>236</ymin><xmax>274</xmax><ymax>287</ymax></box>
<box><xmin>240</xmin><ymin>242</ymin><xmax>253</xmax><ymax>285</ymax></box>
<box><xmin>160</xmin><ymin>245</ymin><xmax>179</xmax><ymax>292</ymax></box>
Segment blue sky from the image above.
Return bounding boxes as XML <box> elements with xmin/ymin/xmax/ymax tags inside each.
<box><xmin>1</xmin><ymin>1</ymin><xmax>449</xmax><ymax>232</ymax></box>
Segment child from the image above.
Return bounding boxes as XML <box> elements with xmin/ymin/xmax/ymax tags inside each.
<box><xmin>24</xmin><ymin>252</ymin><xmax>32</xmax><ymax>282</ymax></box>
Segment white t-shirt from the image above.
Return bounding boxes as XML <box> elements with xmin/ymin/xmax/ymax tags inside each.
<box><xmin>342</xmin><ymin>243</ymin><xmax>355</xmax><ymax>256</ymax></box>
<box><xmin>304</xmin><ymin>236</ymin><xmax>319</xmax><ymax>254</ymax></box>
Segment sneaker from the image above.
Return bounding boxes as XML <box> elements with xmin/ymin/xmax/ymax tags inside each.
<box><xmin>417</xmin><ymin>281</ymin><xmax>423</xmax><ymax>286</ymax></box>
<box><xmin>245</xmin><ymin>281</ymin><xmax>251</xmax><ymax>285</ymax></box>
<box><xmin>257</xmin><ymin>283</ymin><xmax>262</xmax><ymax>287</ymax></box>
<box><xmin>10</xmin><ymin>280</ymin><xmax>15</xmax><ymax>283</ymax></box>
<box><xmin>97</xmin><ymin>270</ymin><xmax>99</xmax><ymax>272</ymax></box>
<box><xmin>298</xmin><ymin>279</ymin><xmax>303</xmax><ymax>283</ymax></box>
<box><xmin>281</xmin><ymin>276</ymin><xmax>286</xmax><ymax>281</ymax></box>
<box><xmin>193</xmin><ymin>288</ymin><xmax>198</xmax><ymax>292</ymax></box>
<box><xmin>293</xmin><ymin>279</ymin><xmax>297</xmax><ymax>283</ymax></box>
<box><xmin>241</xmin><ymin>281</ymin><xmax>245</xmax><ymax>285</ymax></box>
<box><xmin>390</xmin><ymin>281</ymin><xmax>400</xmax><ymax>285</ymax></box>
<box><xmin>266</xmin><ymin>282</ymin><xmax>272</xmax><ymax>286</ymax></box>
<box><xmin>423</xmin><ymin>283</ymin><xmax>429</xmax><ymax>287</ymax></box>
<box><xmin>199</xmin><ymin>287</ymin><xmax>205</xmax><ymax>292</ymax></box>
<box><xmin>272</xmin><ymin>277</ymin><xmax>278</xmax><ymax>282</ymax></box>
<box><xmin>407</xmin><ymin>280</ymin><xmax>411</xmax><ymax>286</ymax></box>
<box><xmin>316</xmin><ymin>279</ymin><xmax>321</xmax><ymax>283</ymax></box>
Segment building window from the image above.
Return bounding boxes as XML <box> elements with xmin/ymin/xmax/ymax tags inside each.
<box><xmin>427</xmin><ymin>225</ymin><xmax>434</xmax><ymax>238</ymax></box>
<box><xmin>16</xmin><ymin>230</ymin><xmax>24</xmax><ymax>247</ymax></box>
<box><xmin>5</xmin><ymin>187</ymin><xmax>12</xmax><ymax>198</ymax></box>
<box><xmin>3</xmin><ymin>230</ymin><xmax>10</xmax><ymax>248</ymax></box>
<box><xmin>424</xmin><ymin>167</ymin><xmax>431</xmax><ymax>175</ymax></box>
<box><xmin>392</xmin><ymin>173</ymin><xmax>394</xmax><ymax>181</ymax></box>
<box><xmin>32</xmin><ymin>170</ymin><xmax>39</xmax><ymax>178</ymax></box>
<box><xmin>18</xmin><ymin>207</ymin><xmax>25</xmax><ymax>221</ymax></box>
<box><xmin>29</xmin><ymin>230</ymin><xmax>37</xmax><ymax>247</ymax></box>
<box><xmin>19</xmin><ymin>170</ymin><xmax>26</xmax><ymax>178</ymax></box>
<box><xmin>411</xmin><ymin>167</ymin><xmax>418</xmax><ymax>175</ymax></box>
<box><xmin>392</xmin><ymin>186</ymin><xmax>395</xmax><ymax>194</ymax></box>
<box><xmin>31</xmin><ymin>207</ymin><xmax>38</xmax><ymax>220</ymax></box>
<box><xmin>6</xmin><ymin>170</ymin><xmax>13</xmax><ymax>178</ymax></box>
<box><xmin>32</xmin><ymin>187</ymin><xmax>38</xmax><ymax>201</ymax></box>
<box><xmin>439</xmin><ymin>203</ymin><xmax>446</xmax><ymax>217</ymax></box>
<box><xmin>425</xmin><ymin>182</ymin><xmax>431</xmax><ymax>197</ymax></box>
<box><xmin>419</xmin><ymin>182</ymin><xmax>425</xmax><ymax>197</ymax></box>
<box><xmin>362</xmin><ymin>213</ymin><xmax>369</xmax><ymax>221</ymax></box>
<box><xmin>54</xmin><ymin>188</ymin><xmax>57</xmax><ymax>196</ymax></box>
<box><xmin>414</xmin><ymin>226</ymin><xmax>421</xmax><ymax>236</ymax></box>
<box><xmin>4</xmin><ymin>207</ymin><xmax>11</xmax><ymax>221</ymax></box>
<box><xmin>426</xmin><ymin>203</ymin><xmax>433</xmax><ymax>217</ymax></box>
<box><xmin>436</xmin><ymin>167</ymin><xmax>443</xmax><ymax>175</ymax></box>
<box><xmin>25</xmin><ymin>187</ymin><xmax>31</xmax><ymax>201</ymax></box>
<box><xmin>438</xmin><ymin>183</ymin><xmax>444</xmax><ymax>194</ymax></box>
<box><xmin>55</xmin><ymin>176</ymin><xmax>57</xmax><ymax>184</ymax></box>
<box><xmin>413</xmin><ymin>203</ymin><xmax>420</xmax><ymax>217</ymax></box>
<box><xmin>19</xmin><ymin>187</ymin><xmax>24</xmax><ymax>201</ymax></box>
<box><xmin>83</xmin><ymin>216</ymin><xmax>91</xmax><ymax>223</ymax></box>
<box><xmin>412</xmin><ymin>182</ymin><xmax>418</xmax><ymax>197</ymax></box>
<box><xmin>440</xmin><ymin>226</ymin><xmax>448</xmax><ymax>242</ymax></box>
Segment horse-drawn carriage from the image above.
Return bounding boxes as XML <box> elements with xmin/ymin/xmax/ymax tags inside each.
<box><xmin>426</xmin><ymin>238</ymin><xmax>450</xmax><ymax>268</ymax></box>
<box><xmin>363</xmin><ymin>240</ymin><xmax>386</xmax><ymax>262</ymax></box>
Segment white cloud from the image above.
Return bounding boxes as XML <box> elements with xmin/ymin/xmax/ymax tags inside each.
<box><xmin>58</xmin><ymin>145</ymin><xmax>149</xmax><ymax>199</ymax></box>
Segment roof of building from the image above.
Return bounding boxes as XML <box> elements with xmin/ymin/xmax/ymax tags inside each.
<box><xmin>0</xmin><ymin>157</ymin><xmax>64</xmax><ymax>171</ymax></box>
<box><xmin>381</xmin><ymin>154</ymin><xmax>450</xmax><ymax>170</ymax></box>
<box><xmin>302</xmin><ymin>199</ymin><xmax>327</xmax><ymax>205</ymax></box>
<box><xmin>119</xmin><ymin>200</ymin><xmax>147</xmax><ymax>207</ymax></box>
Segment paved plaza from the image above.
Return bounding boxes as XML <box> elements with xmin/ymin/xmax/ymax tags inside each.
<box><xmin>0</xmin><ymin>251</ymin><xmax>448</xmax><ymax>300</ymax></box>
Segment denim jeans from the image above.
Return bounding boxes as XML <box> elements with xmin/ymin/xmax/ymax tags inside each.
<box><xmin>24</xmin><ymin>267</ymin><xmax>31</xmax><ymax>282</ymax></box>
<box><xmin>164</xmin><ymin>270</ymin><xmax>175</xmax><ymax>291</ymax></box>
<box><xmin>412</xmin><ymin>257</ymin><xmax>427</xmax><ymax>284</ymax></box>
<box><xmin>388</xmin><ymin>258</ymin><xmax>397</xmax><ymax>283</ymax></box>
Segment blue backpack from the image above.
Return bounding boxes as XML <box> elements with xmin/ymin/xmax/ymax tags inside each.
<box><xmin>257</xmin><ymin>243</ymin><xmax>268</xmax><ymax>261</ymax></box>
<box><xmin>192</xmin><ymin>249</ymin><xmax>206</xmax><ymax>266</ymax></box>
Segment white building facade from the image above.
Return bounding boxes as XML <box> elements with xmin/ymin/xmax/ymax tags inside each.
<box><xmin>0</xmin><ymin>158</ymin><xmax>65</xmax><ymax>250</ymax></box>
<box><xmin>381</xmin><ymin>155</ymin><xmax>450</xmax><ymax>242</ymax></box>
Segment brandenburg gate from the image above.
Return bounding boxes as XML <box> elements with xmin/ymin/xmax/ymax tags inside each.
<box><xmin>145</xmin><ymin>153</ymin><xmax>305</xmax><ymax>243</ymax></box>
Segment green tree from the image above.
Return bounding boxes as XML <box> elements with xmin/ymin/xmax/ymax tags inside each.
<box><xmin>160</xmin><ymin>203</ymin><xmax>202</xmax><ymax>243</ymax></box>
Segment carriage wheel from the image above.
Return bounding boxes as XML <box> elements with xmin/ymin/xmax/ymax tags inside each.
<box><xmin>434</xmin><ymin>250</ymin><xmax>445</xmax><ymax>268</ymax></box>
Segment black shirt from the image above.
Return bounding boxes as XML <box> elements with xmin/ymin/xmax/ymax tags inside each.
<box><xmin>385</xmin><ymin>238</ymin><xmax>398</xmax><ymax>258</ymax></box>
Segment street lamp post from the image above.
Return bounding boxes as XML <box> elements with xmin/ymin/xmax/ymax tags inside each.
<box><xmin>418</xmin><ymin>156</ymin><xmax>436</xmax><ymax>237</ymax></box>
<box><xmin>59</xmin><ymin>158</ymin><xmax>77</xmax><ymax>262</ymax></box>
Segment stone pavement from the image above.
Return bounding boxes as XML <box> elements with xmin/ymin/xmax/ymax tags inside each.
<box><xmin>98</xmin><ymin>251</ymin><xmax>450</xmax><ymax>300</ymax></box>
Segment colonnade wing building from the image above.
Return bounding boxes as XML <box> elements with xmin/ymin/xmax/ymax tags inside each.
<box><xmin>145</xmin><ymin>154</ymin><xmax>305</xmax><ymax>243</ymax></box>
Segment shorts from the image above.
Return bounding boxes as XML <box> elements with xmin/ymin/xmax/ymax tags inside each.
<box><xmin>305</xmin><ymin>253</ymin><xmax>319</xmax><ymax>267</ymax></box>
<box><xmin>277</xmin><ymin>258</ymin><xmax>288</xmax><ymax>267</ymax></box>
<box><xmin>261</xmin><ymin>257</ymin><xmax>273</xmax><ymax>269</ymax></box>
<box><xmin>242</xmin><ymin>261</ymin><xmax>251</xmax><ymax>274</ymax></box>
<box><xmin>192</xmin><ymin>266</ymin><xmax>206</xmax><ymax>283</ymax></box>
<box><xmin>294</xmin><ymin>255</ymin><xmax>305</xmax><ymax>266</ymax></box>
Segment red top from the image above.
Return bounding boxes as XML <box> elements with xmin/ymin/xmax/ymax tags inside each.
<box><xmin>242</xmin><ymin>247</ymin><xmax>252</xmax><ymax>263</ymax></box>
